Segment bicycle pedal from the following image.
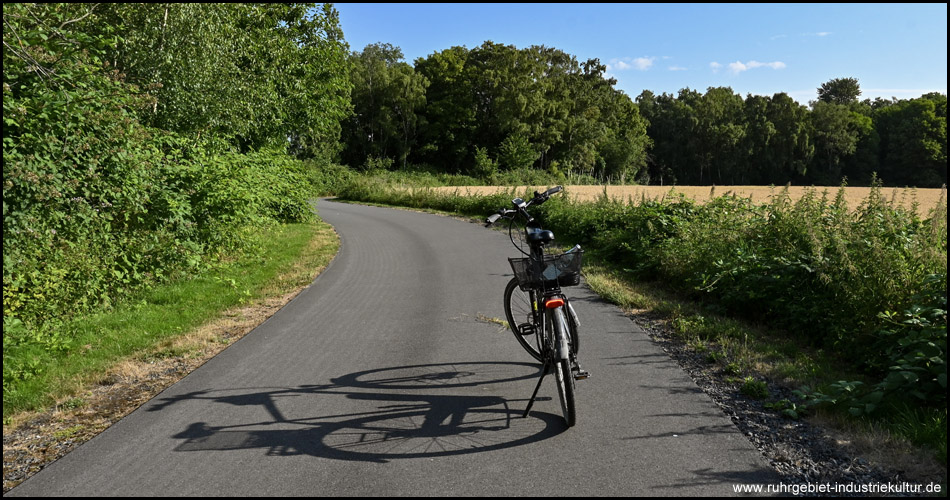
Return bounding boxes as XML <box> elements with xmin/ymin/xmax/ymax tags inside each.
<box><xmin>573</xmin><ymin>370</ymin><xmax>591</xmax><ymax>380</ymax></box>
<box><xmin>518</xmin><ymin>324</ymin><xmax>536</xmax><ymax>336</ymax></box>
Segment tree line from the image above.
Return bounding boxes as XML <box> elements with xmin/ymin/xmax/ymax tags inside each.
<box><xmin>341</xmin><ymin>43</ymin><xmax>947</xmax><ymax>188</ymax></box>
<box><xmin>340</xmin><ymin>41</ymin><xmax>651</xmax><ymax>184</ymax></box>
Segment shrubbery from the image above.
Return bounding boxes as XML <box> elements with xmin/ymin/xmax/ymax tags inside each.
<box><xmin>3</xmin><ymin>136</ymin><xmax>317</xmax><ymax>344</ymax></box>
<box><xmin>3</xmin><ymin>4</ymin><xmax>319</xmax><ymax>357</ymax></box>
<box><xmin>336</xmin><ymin>180</ymin><xmax>948</xmax><ymax>411</ymax></box>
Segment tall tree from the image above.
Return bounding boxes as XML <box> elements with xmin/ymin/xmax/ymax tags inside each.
<box><xmin>342</xmin><ymin>43</ymin><xmax>428</xmax><ymax>169</ymax></box>
<box><xmin>817</xmin><ymin>77</ymin><xmax>862</xmax><ymax>105</ymax></box>
<box><xmin>808</xmin><ymin>100</ymin><xmax>873</xmax><ymax>184</ymax></box>
<box><xmin>413</xmin><ymin>45</ymin><xmax>476</xmax><ymax>173</ymax></box>
<box><xmin>638</xmin><ymin>90</ymin><xmax>688</xmax><ymax>185</ymax></box>
<box><xmin>874</xmin><ymin>93</ymin><xmax>948</xmax><ymax>186</ymax></box>
<box><xmin>699</xmin><ymin>87</ymin><xmax>747</xmax><ymax>184</ymax></box>
<box><xmin>764</xmin><ymin>93</ymin><xmax>814</xmax><ymax>182</ymax></box>
<box><xmin>87</xmin><ymin>3</ymin><xmax>352</xmax><ymax>156</ymax></box>
<box><xmin>597</xmin><ymin>92</ymin><xmax>651</xmax><ymax>183</ymax></box>
<box><xmin>523</xmin><ymin>46</ymin><xmax>574</xmax><ymax>170</ymax></box>
<box><xmin>412</xmin><ymin>42</ymin><xmax>650</xmax><ymax>179</ymax></box>
<box><xmin>742</xmin><ymin>94</ymin><xmax>776</xmax><ymax>184</ymax></box>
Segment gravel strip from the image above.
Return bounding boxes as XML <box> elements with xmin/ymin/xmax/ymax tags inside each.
<box><xmin>637</xmin><ymin>313</ymin><xmax>944</xmax><ymax>497</ymax></box>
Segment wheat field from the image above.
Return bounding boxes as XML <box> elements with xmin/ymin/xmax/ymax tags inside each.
<box><xmin>426</xmin><ymin>185</ymin><xmax>947</xmax><ymax>215</ymax></box>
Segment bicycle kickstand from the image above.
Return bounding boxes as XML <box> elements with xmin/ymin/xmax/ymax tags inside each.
<box><xmin>522</xmin><ymin>359</ymin><xmax>551</xmax><ymax>418</ymax></box>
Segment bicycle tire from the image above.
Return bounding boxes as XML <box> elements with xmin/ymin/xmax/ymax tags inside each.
<box><xmin>566</xmin><ymin>299</ymin><xmax>580</xmax><ymax>356</ymax></box>
<box><xmin>551</xmin><ymin>309</ymin><xmax>576</xmax><ymax>427</ymax></box>
<box><xmin>503</xmin><ymin>277</ymin><xmax>543</xmax><ymax>362</ymax></box>
<box><xmin>555</xmin><ymin>358</ymin><xmax>576</xmax><ymax>427</ymax></box>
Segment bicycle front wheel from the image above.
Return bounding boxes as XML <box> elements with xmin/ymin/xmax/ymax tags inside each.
<box><xmin>503</xmin><ymin>277</ymin><xmax>542</xmax><ymax>362</ymax></box>
<box><xmin>551</xmin><ymin>308</ymin><xmax>577</xmax><ymax>427</ymax></box>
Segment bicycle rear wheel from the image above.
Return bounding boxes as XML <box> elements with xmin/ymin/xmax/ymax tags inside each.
<box><xmin>503</xmin><ymin>277</ymin><xmax>542</xmax><ymax>362</ymax></box>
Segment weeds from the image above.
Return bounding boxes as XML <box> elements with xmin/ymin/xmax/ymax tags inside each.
<box><xmin>334</xmin><ymin>176</ymin><xmax>947</xmax><ymax>466</ymax></box>
<box><xmin>740</xmin><ymin>376</ymin><xmax>770</xmax><ymax>400</ymax></box>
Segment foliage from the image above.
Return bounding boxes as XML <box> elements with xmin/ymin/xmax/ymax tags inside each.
<box><xmin>336</xmin><ymin>180</ymin><xmax>948</xmax><ymax>414</ymax></box>
<box><xmin>740</xmin><ymin>377</ymin><xmax>770</xmax><ymax>400</ymax></box>
<box><xmin>873</xmin><ymin>93</ymin><xmax>948</xmax><ymax>187</ymax></box>
<box><xmin>472</xmin><ymin>146</ymin><xmax>498</xmax><ymax>180</ymax></box>
<box><xmin>341</xmin><ymin>43</ymin><xmax>428</xmax><ymax>169</ymax></box>
<box><xmin>817</xmin><ymin>77</ymin><xmax>862</xmax><ymax>105</ymax></box>
<box><xmin>497</xmin><ymin>134</ymin><xmax>540</xmax><ymax>171</ymax></box>
<box><xmin>341</xmin><ymin>41</ymin><xmax>651</xmax><ymax>182</ymax></box>
<box><xmin>3</xmin><ymin>4</ymin><xmax>341</xmax><ymax>361</ymax></box>
<box><xmin>636</xmin><ymin>80</ymin><xmax>945</xmax><ymax>188</ymax></box>
<box><xmin>871</xmin><ymin>274</ymin><xmax>947</xmax><ymax>407</ymax></box>
<box><xmin>808</xmin><ymin>101</ymin><xmax>874</xmax><ymax>184</ymax></box>
<box><xmin>85</xmin><ymin>3</ymin><xmax>352</xmax><ymax>158</ymax></box>
<box><xmin>334</xmin><ymin>32</ymin><xmax>947</xmax><ymax>189</ymax></box>
<box><xmin>343</xmin><ymin>41</ymin><xmax>945</xmax><ymax>188</ymax></box>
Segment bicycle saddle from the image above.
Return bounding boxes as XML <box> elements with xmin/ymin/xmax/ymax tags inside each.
<box><xmin>526</xmin><ymin>229</ymin><xmax>555</xmax><ymax>244</ymax></box>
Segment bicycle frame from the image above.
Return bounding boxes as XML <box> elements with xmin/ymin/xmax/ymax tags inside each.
<box><xmin>485</xmin><ymin>186</ymin><xmax>587</xmax><ymax>426</ymax></box>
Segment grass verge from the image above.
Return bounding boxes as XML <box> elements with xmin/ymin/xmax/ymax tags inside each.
<box><xmin>581</xmin><ymin>250</ymin><xmax>947</xmax><ymax>487</ymax></box>
<box><xmin>3</xmin><ymin>219</ymin><xmax>339</xmax><ymax>422</ymax></box>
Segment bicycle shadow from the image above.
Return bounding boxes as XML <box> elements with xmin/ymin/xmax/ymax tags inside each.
<box><xmin>150</xmin><ymin>362</ymin><xmax>566</xmax><ymax>463</ymax></box>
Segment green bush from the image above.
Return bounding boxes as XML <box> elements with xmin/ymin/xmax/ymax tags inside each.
<box><xmin>871</xmin><ymin>274</ymin><xmax>947</xmax><ymax>406</ymax></box>
<box><xmin>335</xmin><ymin>180</ymin><xmax>948</xmax><ymax>412</ymax></box>
<box><xmin>3</xmin><ymin>5</ymin><xmax>317</xmax><ymax>347</ymax></box>
<box><xmin>472</xmin><ymin>146</ymin><xmax>498</xmax><ymax>180</ymax></box>
<box><xmin>497</xmin><ymin>134</ymin><xmax>540</xmax><ymax>171</ymax></box>
<box><xmin>305</xmin><ymin>160</ymin><xmax>359</xmax><ymax>196</ymax></box>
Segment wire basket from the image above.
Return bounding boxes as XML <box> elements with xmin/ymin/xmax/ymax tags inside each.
<box><xmin>508</xmin><ymin>250</ymin><xmax>583</xmax><ymax>291</ymax></box>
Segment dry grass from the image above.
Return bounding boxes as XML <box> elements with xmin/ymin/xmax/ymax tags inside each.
<box><xmin>807</xmin><ymin>409</ymin><xmax>948</xmax><ymax>486</ymax></box>
<box><xmin>427</xmin><ymin>185</ymin><xmax>947</xmax><ymax>216</ymax></box>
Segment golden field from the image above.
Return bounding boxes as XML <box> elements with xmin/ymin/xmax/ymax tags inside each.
<box><xmin>426</xmin><ymin>185</ymin><xmax>947</xmax><ymax>216</ymax></box>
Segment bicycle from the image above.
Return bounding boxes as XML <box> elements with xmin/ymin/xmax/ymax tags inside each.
<box><xmin>485</xmin><ymin>186</ymin><xmax>590</xmax><ymax>427</ymax></box>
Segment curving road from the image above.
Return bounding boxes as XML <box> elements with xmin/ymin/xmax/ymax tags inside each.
<box><xmin>7</xmin><ymin>199</ymin><xmax>778</xmax><ymax>496</ymax></box>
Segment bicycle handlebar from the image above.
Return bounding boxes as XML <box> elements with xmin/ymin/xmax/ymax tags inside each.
<box><xmin>532</xmin><ymin>185</ymin><xmax>562</xmax><ymax>206</ymax></box>
<box><xmin>484</xmin><ymin>208</ymin><xmax>515</xmax><ymax>227</ymax></box>
<box><xmin>484</xmin><ymin>186</ymin><xmax>563</xmax><ymax>227</ymax></box>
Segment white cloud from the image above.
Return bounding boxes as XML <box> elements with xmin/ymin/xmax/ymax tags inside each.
<box><xmin>727</xmin><ymin>61</ymin><xmax>748</xmax><ymax>73</ymax></box>
<box><xmin>613</xmin><ymin>61</ymin><xmax>634</xmax><ymax>70</ymax></box>
<box><xmin>711</xmin><ymin>60</ymin><xmax>786</xmax><ymax>74</ymax></box>
<box><xmin>757</xmin><ymin>61</ymin><xmax>786</xmax><ymax>70</ymax></box>
<box><xmin>801</xmin><ymin>31</ymin><xmax>832</xmax><ymax>37</ymax></box>
<box><xmin>668</xmin><ymin>65</ymin><xmax>687</xmax><ymax>71</ymax></box>
<box><xmin>608</xmin><ymin>56</ymin><xmax>655</xmax><ymax>71</ymax></box>
<box><xmin>633</xmin><ymin>57</ymin><xmax>655</xmax><ymax>70</ymax></box>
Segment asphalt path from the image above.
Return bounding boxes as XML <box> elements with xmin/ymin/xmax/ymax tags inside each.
<box><xmin>8</xmin><ymin>198</ymin><xmax>778</xmax><ymax>496</ymax></box>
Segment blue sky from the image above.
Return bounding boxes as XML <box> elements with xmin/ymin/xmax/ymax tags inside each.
<box><xmin>333</xmin><ymin>3</ymin><xmax>948</xmax><ymax>105</ymax></box>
